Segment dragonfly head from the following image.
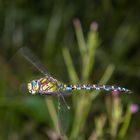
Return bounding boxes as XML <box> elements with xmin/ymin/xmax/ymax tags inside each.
<box><xmin>28</xmin><ymin>80</ymin><xmax>39</xmax><ymax>94</ymax></box>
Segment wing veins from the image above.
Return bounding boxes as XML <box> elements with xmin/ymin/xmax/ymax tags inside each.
<box><xmin>19</xmin><ymin>47</ymin><xmax>50</xmax><ymax>76</ymax></box>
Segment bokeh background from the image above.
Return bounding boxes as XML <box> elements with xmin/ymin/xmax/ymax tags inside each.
<box><xmin>0</xmin><ymin>0</ymin><xmax>140</xmax><ymax>140</ymax></box>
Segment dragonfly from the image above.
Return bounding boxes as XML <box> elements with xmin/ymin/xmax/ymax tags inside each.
<box><xmin>19</xmin><ymin>47</ymin><xmax>132</xmax><ymax>99</ymax></box>
<box><xmin>19</xmin><ymin>47</ymin><xmax>132</xmax><ymax>136</ymax></box>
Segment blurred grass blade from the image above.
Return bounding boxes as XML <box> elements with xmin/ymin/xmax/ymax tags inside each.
<box><xmin>82</xmin><ymin>22</ymin><xmax>99</xmax><ymax>80</ymax></box>
<box><xmin>118</xmin><ymin>103</ymin><xmax>132</xmax><ymax>139</ymax></box>
<box><xmin>73</xmin><ymin>19</ymin><xmax>87</xmax><ymax>60</ymax></box>
<box><xmin>99</xmin><ymin>64</ymin><xmax>115</xmax><ymax>85</ymax></box>
<box><xmin>110</xmin><ymin>94</ymin><xmax>122</xmax><ymax>137</ymax></box>
<box><xmin>45</xmin><ymin>98</ymin><xmax>61</xmax><ymax>137</ymax></box>
<box><xmin>43</xmin><ymin>8</ymin><xmax>62</xmax><ymax>57</ymax></box>
<box><xmin>112</xmin><ymin>24</ymin><xmax>138</xmax><ymax>62</ymax></box>
<box><xmin>62</xmin><ymin>47</ymin><xmax>79</xmax><ymax>83</ymax></box>
<box><xmin>95</xmin><ymin>114</ymin><xmax>106</xmax><ymax>139</ymax></box>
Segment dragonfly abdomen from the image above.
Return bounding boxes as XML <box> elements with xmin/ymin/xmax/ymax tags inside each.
<box><xmin>63</xmin><ymin>84</ymin><xmax>132</xmax><ymax>93</ymax></box>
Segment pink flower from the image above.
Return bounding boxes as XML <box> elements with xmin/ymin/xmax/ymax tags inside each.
<box><xmin>112</xmin><ymin>90</ymin><xmax>119</xmax><ymax>97</ymax></box>
<box><xmin>73</xmin><ymin>18</ymin><xmax>81</xmax><ymax>28</ymax></box>
<box><xmin>130</xmin><ymin>104</ymin><xmax>139</xmax><ymax>113</ymax></box>
<box><xmin>90</xmin><ymin>21</ymin><xmax>98</xmax><ymax>31</ymax></box>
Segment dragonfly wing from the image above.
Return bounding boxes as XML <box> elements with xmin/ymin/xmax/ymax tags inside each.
<box><xmin>19</xmin><ymin>47</ymin><xmax>51</xmax><ymax>76</ymax></box>
<box><xmin>20</xmin><ymin>83</ymin><xmax>28</xmax><ymax>94</ymax></box>
<box><xmin>57</xmin><ymin>93</ymin><xmax>70</xmax><ymax>136</ymax></box>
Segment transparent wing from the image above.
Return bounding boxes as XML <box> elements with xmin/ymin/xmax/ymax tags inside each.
<box><xmin>57</xmin><ymin>93</ymin><xmax>70</xmax><ymax>136</ymax></box>
<box><xmin>19</xmin><ymin>47</ymin><xmax>51</xmax><ymax>76</ymax></box>
<box><xmin>20</xmin><ymin>83</ymin><xmax>28</xmax><ymax>94</ymax></box>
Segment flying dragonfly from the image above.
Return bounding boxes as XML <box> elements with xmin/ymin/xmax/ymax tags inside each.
<box><xmin>19</xmin><ymin>47</ymin><xmax>132</xmax><ymax>136</ymax></box>
<box><xmin>19</xmin><ymin>47</ymin><xmax>132</xmax><ymax>99</ymax></box>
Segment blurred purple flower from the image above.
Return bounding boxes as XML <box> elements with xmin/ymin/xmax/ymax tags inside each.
<box><xmin>130</xmin><ymin>104</ymin><xmax>139</xmax><ymax>113</ymax></box>
<box><xmin>90</xmin><ymin>21</ymin><xmax>98</xmax><ymax>31</ymax></box>
<box><xmin>112</xmin><ymin>90</ymin><xmax>119</xmax><ymax>97</ymax></box>
<box><xmin>73</xmin><ymin>18</ymin><xmax>81</xmax><ymax>28</ymax></box>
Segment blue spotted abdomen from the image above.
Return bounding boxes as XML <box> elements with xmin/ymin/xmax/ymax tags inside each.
<box><xmin>63</xmin><ymin>84</ymin><xmax>132</xmax><ymax>93</ymax></box>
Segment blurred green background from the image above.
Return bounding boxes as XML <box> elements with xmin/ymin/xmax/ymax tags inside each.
<box><xmin>0</xmin><ymin>0</ymin><xmax>140</xmax><ymax>140</ymax></box>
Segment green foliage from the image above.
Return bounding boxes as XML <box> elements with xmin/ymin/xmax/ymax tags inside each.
<box><xmin>0</xmin><ymin>0</ymin><xmax>139</xmax><ymax>140</ymax></box>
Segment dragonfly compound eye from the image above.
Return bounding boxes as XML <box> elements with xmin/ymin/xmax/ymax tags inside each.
<box><xmin>27</xmin><ymin>80</ymin><xmax>39</xmax><ymax>94</ymax></box>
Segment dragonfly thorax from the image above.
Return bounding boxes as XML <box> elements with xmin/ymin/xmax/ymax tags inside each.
<box><xmin>27</xmin><ymin>78</ymin><xmax>59</xmax><ymax>95</ymax></box>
